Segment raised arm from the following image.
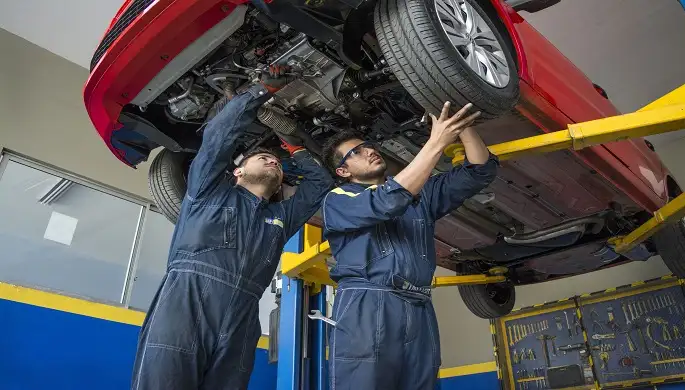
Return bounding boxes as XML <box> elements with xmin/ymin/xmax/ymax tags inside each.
<box><xmin>323</xmin><ymin>101</ymin><xmax>483</xmax><ymax>232</ymax></box>
<box><xmin>185</xmin><ymin>85</ymin><xmax>270</xmax><ymax>201</ymax></box>
<box><xmin>322</xmin><ymin>178</ymin><xmax>414</xmax><ymax>232</ymax></box>
<box><xmin>423</xmin><ymin>154</ymin><xmax>498</xmax><ymax>221</ymax></box>
<box><xmin>281</xmin><ymin>150</ymin><xmax>335</xmax><ymax>238</ymax></box>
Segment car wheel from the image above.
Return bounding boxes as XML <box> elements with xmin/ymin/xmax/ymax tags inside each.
<box><xmin>458</xmin><ymin>281</ymin><xmax>516</xmax><ymax>319</ymax></box>
<box><xmin>148</xmin><ymin>148</ymin><xmax>190</xmax><ymax>224</ymax></box>
<box><xmin>147</xmin><ymin>95</ymin><xmax>232</xmax><ymax>224</ymax></box>
<box><xmin>654</xmin><ymin>216</ymin><xmax>685</xmax><ymax>279</ymax></box>
<box><xmin>374</xmin><ymin>0</ymin><xmax>519</xmax><ymax>119</ymax></box>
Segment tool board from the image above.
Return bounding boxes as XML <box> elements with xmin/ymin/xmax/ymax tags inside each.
<box><xmin>492</xmin><ymin>275</ymin><xmax>685</xmax><ymax>389</ymax></box>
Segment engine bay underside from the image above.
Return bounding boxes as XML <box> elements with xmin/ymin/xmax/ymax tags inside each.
<box><xmin>117</xmin><ymin>3</ymin><xmax>656</xmax><ymax>284</ymax></box>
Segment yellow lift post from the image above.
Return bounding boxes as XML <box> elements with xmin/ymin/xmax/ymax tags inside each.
<box><xmin>281</xmin><ymin>84</ymin><xmax>685</xmax><ymax>288</ymax></box>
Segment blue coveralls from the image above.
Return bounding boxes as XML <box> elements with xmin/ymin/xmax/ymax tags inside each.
<box><xmin>323</xmin><ymin>155</ymin><xmax>498</xmax><ymax>390</ymax></box>
<box><xmin>131</xmin><ymin>85</ymin><xmax>334</xmax><ymax>390</ymax></box>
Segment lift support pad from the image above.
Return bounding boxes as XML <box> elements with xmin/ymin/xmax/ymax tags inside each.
<box><xmin>281</xmin><ymin>84</ymin><xmax>685</xmax><ymax>288</ymax></box>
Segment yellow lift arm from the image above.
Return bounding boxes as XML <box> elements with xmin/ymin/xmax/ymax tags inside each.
<box><xmin>282</xmin><ymin>84</ymin><xmax>685</xmax><ymax>287</ymax></box>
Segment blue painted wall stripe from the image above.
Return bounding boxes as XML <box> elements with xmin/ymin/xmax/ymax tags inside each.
<box><xmin>0</xmin><ymin>298</ymin><xmax>276</xmax><ymax>390</ymax></box>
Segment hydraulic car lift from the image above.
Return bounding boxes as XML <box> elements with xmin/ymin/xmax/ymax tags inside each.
<box><xmin>274</xmin><ymin>84</ymin><xmax>685</xmax><ymax>390</ymax></box>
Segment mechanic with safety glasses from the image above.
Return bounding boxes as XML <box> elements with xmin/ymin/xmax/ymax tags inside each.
<box><xmin>320</xmin><ymin>101</ymin><xmax>498</xmax><ymax>389</ymax></box>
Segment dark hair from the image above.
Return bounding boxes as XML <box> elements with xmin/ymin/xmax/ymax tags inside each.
<box><xmin>237</xmin><ymin>147</ymin><xmax>279</xmax><ymax>167</ymax></box>
<box><xmin>321</xmin><ymin>130</ymin><xmax>364</xmax><ymax>173</ymax></box>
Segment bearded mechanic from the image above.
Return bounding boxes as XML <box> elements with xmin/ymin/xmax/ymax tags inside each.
<box><xmin>131</xmin><ymin>69</ymin><xmax>334</xmax><ymax>390</ymax></box>
<box><xmin>321</xmin><ymin>102</ymin><xmax>498</xmax><ymax>389</ymax></box>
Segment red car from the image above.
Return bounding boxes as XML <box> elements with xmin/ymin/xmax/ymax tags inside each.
<box><xmin>84</xmin><ymin>0</ymin><xmax>684</xmax><ymax>318</ymax></box>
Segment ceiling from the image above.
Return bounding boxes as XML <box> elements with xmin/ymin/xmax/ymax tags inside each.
<box><xmin>1</xmin><ymin>0</ymin><xmax>683</xmax><ymax>141</ymax></box>
<box><xmin>0</xmin><ymin>0</ymin><xmax>123</xmax><ymax>69</ymax></box>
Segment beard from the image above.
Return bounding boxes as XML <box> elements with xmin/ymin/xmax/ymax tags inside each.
<box><xmin>242</xmin><ymin>169</ymin><xmax>281</xmax><ymax>195</ymax></box>
<box><xmin>352</xmin><ymin>161</ymin><xmax>387</xmax><ymax>182</ymax></box>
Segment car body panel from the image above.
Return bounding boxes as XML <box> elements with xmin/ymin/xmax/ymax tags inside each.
<box><xmin>489</xmin><ymin>1</ymin><xmax>669</xmax><ymax>206</ymax></box>
<box><xmin>83</xmin><ymin>0</ymin><xmax>674</xmax><ymax>269</ymax></box>
<box><xmin>84</xmin><ymin>0</ymin><xmax>249</xmax><ymax>165</ymax></box>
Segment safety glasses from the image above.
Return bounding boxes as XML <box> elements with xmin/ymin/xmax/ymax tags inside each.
<box><xmin>336</xmin><ymin>141</ymin><xmax>380</xmax><ymax>169</ymax></box>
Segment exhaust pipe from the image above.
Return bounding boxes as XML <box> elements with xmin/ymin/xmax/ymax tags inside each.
<box><xmin>258</xmin><ymin>107</ymin><xmax>297</xmax><ymax>135</ymax></box>
<box><xmin>504</xmin><ymin>216</ymin><xmax>606</xmax><ymax>245</ymax></box>
<box><xmin>258</xmin><ymin>107</ymin><xmax>322</xmax><ymax>156</ymax></box>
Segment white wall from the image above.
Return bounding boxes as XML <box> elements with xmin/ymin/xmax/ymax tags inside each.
<box><xmin>0</xmin><ymin>28</ymin><xmax>281</xmax><ymax>334</ymax></box>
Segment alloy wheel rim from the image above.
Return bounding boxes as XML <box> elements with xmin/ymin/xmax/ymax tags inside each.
<box><xmin>434</xmin><ymin>0</ymin><xmax>511</xmax><ymax>88</ymax></box>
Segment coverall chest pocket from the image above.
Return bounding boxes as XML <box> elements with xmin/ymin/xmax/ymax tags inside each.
<box><xmin>331</xmin><ymin>289</ymin><xmax>384</xmax><ymax>362</ymax></box>
<box><xmin>261</xmin><ymin>222</ymin><xmax>284</xmax><ymax>265</ymax></box>
<box><xmin>333</xmin><ymin>224</ymin><xmax>393</xmax><ymax>271</ymax></box>
<box><xmin>412</xmin><ymin>219</ymin><xmax>430</xmax><ymax>262</ymax></box>
<box><xmin>179</xmin><ymin>204</ymin><xmax>237</xmax><ymax>255</ymax></box>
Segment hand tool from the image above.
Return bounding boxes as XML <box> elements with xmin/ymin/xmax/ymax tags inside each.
<box><xmin>508</xmin><ymin>326</ymin><xmax>515</xmax><ymax>346</ymax></box>
<box><xmin>573</xmin><ymin>312</ymin><xmax>582</xmax><ymax>335</ymax></box>
<box><xmin>663</xmin><ymin>324</ymin><xmax>673</xmax><ymax>341</ymax></box>
<box><xmin>599</xmin><ymin>351</ymin><xmax>609</xmax><ymax>370</ymax></box>
<box><xmin>622</xmin><ymin>303</ymin><xmax>632</xmax><ymax>326</ymax></box>
<box><xmin>308</xmin><ymin>309</ymin><xmax>337</xmax><ymax>326</ymax></box>
<box><xmin>536</xmin><ymin>335</ymin><xmax>552</xmax><ymax>366</ymax></box>
<box><xmin>555</xmin><ymin>316</ymin><xmax>563</xmax><ymax>331</ymax></box>
<box><xmin>620</xmin><ymin>330</ymin><xmax>637</xmax><ymax>352</ymax></box>
<box><xmin>593</xmin><ymin>343</ymin><xmax>616</xmax><ymax>352</ymax></box>
<box><xmin>636</xmin><ymin>326</ymin><xmax>648</xmax><ymax>354</ymax></box>
<box><xmin>604</xmin><ymin>367</ymin><xmax>652</xmax><ymax>380</ymax></box>
<box><xmin>590</xmin><ymin>310</ymin><xmax>604</xmax><ymax>333</ymax></box>
<box><xmin>646</xmin><ymin>317</ymin><xmax>673</xmax><ymax>350</ymax></box>
<box><xmin>564</xmin><ymin>311</ymin><xmax>572</xmax><ymax>338</ymax></box>
<box><xmin>618</xmin><ymin>355</ymin><xmax>636</xmax><ymax>367</ymax></box>
<box><xmin>550</xmin><ymin>336</ymin><xmax>557</xmax><ymax>356</ymax></box>
<box><xmin>558</xmin><ymin>343</ymin><xmax>585</xmax><ymax>353</ymax></box>
<box><xmin>513</xmin><ymin>324</ymin><xmax>519</xmax><ymax>343</ymax></box>
<box><xmin>628</xmin><ymin>301</ymin><xmax>637</xmax><ymax>320</ymax></box>
<box><xmin>592</xmin><ymin>333</ymin><xmax>616</xmax><ymax>340</ymax></box>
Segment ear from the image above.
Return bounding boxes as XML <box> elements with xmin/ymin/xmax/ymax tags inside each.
<box><xmin>233</xmin><ymin>167</ymin><xmax>243</xmax><ymax>178</ymax></box>
<box><xmin>335</xmin><ymin>167</ymin><xmax>351</xmax><ymax>178</ymax></box>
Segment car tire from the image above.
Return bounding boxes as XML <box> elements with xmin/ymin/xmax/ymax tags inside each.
<box><xmin>147</xmin><ymin>95</ymin><xmax>231</xmax><ymax>224</ymax></box>
<box><xmin>148</xmin><ymin>148</ymin><xmax>190</xmax><ymax>224</ymax></box>
<box><xmin>458</xmin><ymin>281</ymin><xmax>516</xmax><ymax>319</ymax></box>
<box><xmin>374</xmin><ymin>0</ymin><xmax>519</xmax><ymax>120</ymax></box>
<box><xmin>654</xmin><ymin>217</ymin><xmax>685</xmax><ymax>279</ymax></box>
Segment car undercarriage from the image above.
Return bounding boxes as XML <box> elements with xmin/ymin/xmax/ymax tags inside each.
<box><xmin>85</xmin><ymin>0</ymin><xmax>683</xmax><ymax>318</ymax></box>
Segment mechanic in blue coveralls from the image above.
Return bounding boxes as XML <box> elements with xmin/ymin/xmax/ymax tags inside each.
<box><xmin>131</xmin><ymin>68</ymin><xmax>334</xmax><ymax>390</ymax></box>
<box><xmin>321</xmin><ymin>101</ymin><xmax>498</xmax><ymax>389</ymax></box>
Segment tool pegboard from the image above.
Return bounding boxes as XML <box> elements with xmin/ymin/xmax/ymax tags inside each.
<box><xmin>493</xmin><ymin>275</ymin><xmax>685</xmax><ymax>390</ymax></box>
<box><xmin>579</xmin><ymin>277</ymin><xmax>685</xmax><ymax>389</ymax></box>
<box><xmin>496</xmin><ymin>299</ymin><xmax>596</xmax><ymax>390</ymax></box>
